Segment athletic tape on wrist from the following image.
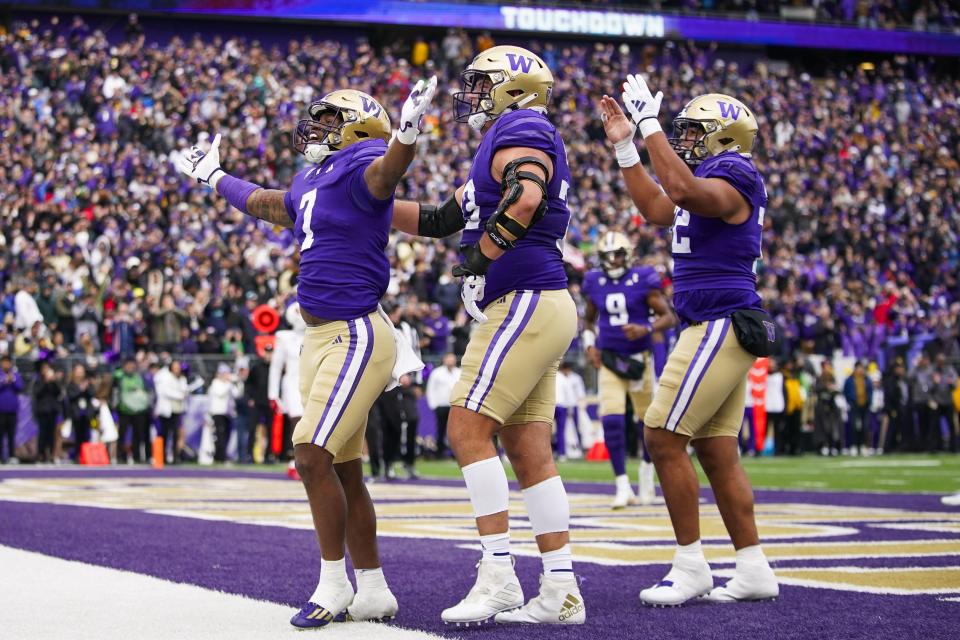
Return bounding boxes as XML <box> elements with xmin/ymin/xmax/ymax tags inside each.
<box><xmin>614</xmin><ymin>138</ymin><xmax>641</xmax><ymax>168</ymax></box>
<box><xmin>638</xmin><ymin>117</ymin><xmax>663</xmax><ymax>139</ymax></box>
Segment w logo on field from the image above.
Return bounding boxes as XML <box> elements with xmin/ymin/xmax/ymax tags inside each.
<box><xmin>506</xmin><ymin>53</ymin><xmax>533</xmax><ymax>73</ymax></box>
<box><xmin>360</xmin><ymin>97</ymin><xmax>382</xmax><ymax>117</ymax></box>
<box><xmin>717</xmin><ymin>101</ymin><xmax>742</xmax><ymax>120</ymax></box>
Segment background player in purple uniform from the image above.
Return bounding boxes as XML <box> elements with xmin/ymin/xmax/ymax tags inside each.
<box><xmin>392</xmin><ymin>45</ymin><xmax>584</xmax><ymax>626</ymax></box>
<box><xmin>599</xmin><ymin>75</ymin><xmax>779</xmax><ymax>606</ymax></box>
<box><xmin>175</xmin><ymin>79</ymin><xmax>437</xmax><ymax>628</ymax></box>
<box><xmin>582</xmin><ymin>231</ymin><xmax>676</xmax><ymax>509</ymax></box>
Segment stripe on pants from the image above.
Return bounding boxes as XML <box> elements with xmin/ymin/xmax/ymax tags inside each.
<box><xmin>465</xmin><ymin>291</ymin><xmax>538</xmax><ymax>413</ymax></box>
<box><xmin>311</xmin><ymin>317</ymin><xmax>373</xmax><ymax>446</ymax></box>
<box><xmin>664</xmin><ymin>319</ymin><xmax>730</xmax><ymax>432</ymax></box>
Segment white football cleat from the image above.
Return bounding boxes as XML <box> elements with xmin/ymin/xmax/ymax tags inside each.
<box><xmin>347</xmin><ymin>586</ymin><xmax>399</xmax><ymax>621</ymax></box>
<box><xmin>942</xmin><ymin>493</ymin><xmax>960</xmax><ymax>506</ymax></box>
<box><xmin>637</xmin><ymin>461</ymin><xmax>656</xmax><ymax>506</ymax></box>
<box><xmin>495</xmin><ymin>574</ymin><xmax>585</xmax><ymax>625</ymax></box>
<box><xmin>441</xmin><ymin>561</ymin><xmax>524</xmax><ymax>626</ymax></box>
<box><xmin>640</xmin><ymin>558</ymin><xmax>713</xmax><ymax>607</ymax></box>
<box><xmin>611</xmin><ymin>487</ymin><xmax>639</xmax><ymax>509</ymax></box>
<box><xmin>703</xmin><ymin>565</ymin><xmax>779</xmax><ymax>603</ymax></box>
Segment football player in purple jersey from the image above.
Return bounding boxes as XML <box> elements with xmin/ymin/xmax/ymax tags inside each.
<box><xmin>599</xmin><ymin>75</ymin><xmax>779</xmax><ymax>606</ymax></box>
<box><xmin>175</xmin><ymin>78</ymin><xmax>437</xmax><ymax>628</ymax></box>
<box><xmin>392</xmin><ymin>45</ymin><xmax>584</xmax><ymax>625</ymax></box>
<box><xmin>581</xmin><ymin>231</ymin><xmax>676</xmax><ymax>509</ymax></box>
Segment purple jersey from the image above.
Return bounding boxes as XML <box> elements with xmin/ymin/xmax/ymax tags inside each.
<box><xmin>670</xmin><ymin>152</ymin><xmax>766</xmax><ymax>324</ymax></box>
<box><xmin>462</xmin><ymin>109</ymin><xmax>572</xmax><ymax>307</ymax></box>
<box><xmin>582</xmin><ymin>266</ymin><xmax>661</xmax><ymax>355</ymax></box>
<box><xmin>284</xmin><ymin>139</ymin><xmax>392</xmax><ymax>320</ymax></box>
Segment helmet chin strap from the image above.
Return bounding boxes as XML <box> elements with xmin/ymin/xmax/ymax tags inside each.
<box><xmin>304</xmin><ymin>143</ymin><xmax>337</xmax><ymax>164</ymax></box>
<box><xmin>470</xmin><ymin>93</ymin><xmax>543</xmax><ymax>132</ymax></box>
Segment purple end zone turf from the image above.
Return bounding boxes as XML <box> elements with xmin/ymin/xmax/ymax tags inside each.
<box><xmin>0</xmin><ymin>469</ymin><xmax>957</xmax><ymax>640</ymax></box>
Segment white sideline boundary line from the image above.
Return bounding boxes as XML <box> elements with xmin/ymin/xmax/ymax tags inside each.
<box><xmin>0</xmin><ymin>545</ymin><xmax>452</xmax><ymax>640</ymax></box>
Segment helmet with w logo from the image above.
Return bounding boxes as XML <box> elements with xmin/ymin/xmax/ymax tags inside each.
<box><xmin>294</xmin><ymin>89</ymin><xmax>391</xmax><ymax>163</ymax></box>
<box><xmin>668</xmin><ymin>93</ymin><xmax>758</xmax><ymax>166</ymax></box>
<box><xmin>453</xmin><ymin>45</ymin><xmax>553</xmax><ymax>131</ymax></box>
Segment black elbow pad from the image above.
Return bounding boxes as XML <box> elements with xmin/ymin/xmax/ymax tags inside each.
<box><xmin>485</xmin><ymin>156</ymin><xmax>549</xmax><ymax>251</ymax></box>
<box><xmin>418</xmin><ymin>195</ymin><xmax>466</xmax><ymax>238</ymax></box>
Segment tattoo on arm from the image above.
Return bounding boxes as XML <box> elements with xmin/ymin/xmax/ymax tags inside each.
<box><xmin>246</xmin><ymin>189</ymin><xmax>294</xmax><ymax>228</ymax></box>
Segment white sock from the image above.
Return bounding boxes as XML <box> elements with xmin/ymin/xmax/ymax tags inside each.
<box><xmin>674</xmin><ymin>540</ymin><xmax>707</xmax><ymax>567</ymax></box>
<box><xmin>355</xmin><ymin>567</ymin><xmax>389</xmax><ymax>594</ymax></box>
<box><xmin>615</xmin><ymin>474</ymin><xmax>632</xmax><ymax>493</ymax></box>
<box><xmin>735</xmin><ymin>545</ymin><xmax>769</xmax><ymax>571</ymax></box>
<box><xmin>480</xmin><ymin>532</ymin><xmax>512</xmax><ymax>565</ymax></box>
<box><xmin>542</xmin><ymin>544</ymin><xmax>575</xmax><ymax>580</ymax></box>
<box><xmin>309</xmin><ymin>557</ymin><xmax>350</xmax><ymax>604</ymax></box>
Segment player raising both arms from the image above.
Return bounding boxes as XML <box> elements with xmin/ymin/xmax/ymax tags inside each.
<box><xmin>392</xmin><ymin>45</ymin><xmax>584</xmax><ymax>625</ymax></box>
<box><xmin>599</xmin><ymin>76</ymin><xmax>779</xmax><ymax>606</ymax></box>
<box><xmin>175</xmin><ymin>79</ymin><xmax>436</xmax><ymax>627</ymax></box>
<box><xmin>582</xmin><ymin>231</ymin><xmax>676</xmax><ymax>509</ymax></box>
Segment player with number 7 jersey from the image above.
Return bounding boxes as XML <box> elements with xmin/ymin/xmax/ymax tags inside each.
<box><xmin>598</xmin><ymin>79</ymin><xmax>778</xmax><ymax>609</ymax></box>
<box><xmin>174</xmin><ymin>80</ymin><xmax>437</xmax><ymax>629</ymax></box>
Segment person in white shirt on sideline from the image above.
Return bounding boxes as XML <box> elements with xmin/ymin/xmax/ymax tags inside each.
<box><xmin>154</xmin><ymin>359</ymin><xmax>190</xmax><ymax>464</ymax></box>
<box><xmin>269</xmin><ymin>303</ymin><xmax>306</xmax><ymax>461</ymax></box>
<box><xmin>208</xmin><ymin>363</ymin><xmax>243</xmax><ymax>463</ymax></box>
<box><xmin>554</xmin><ymin>361</ymin><xmax>585</xmax><ymax>460</ymax></box>
<box><xmin>425</xmin><ymin>353</ymin><xmax>461</xmax><ymax>458</ymax></box>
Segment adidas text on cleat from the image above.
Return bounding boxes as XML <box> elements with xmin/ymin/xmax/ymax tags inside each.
<box><xmin>495</xmin><ymin>575</ymin><xmax>586</xmax><ymax>625</ymax></box>
<box><xmin>441</xmin><ymin>560</ymin><xmax>524</xmax><ymax>626</ymax></box>
<box><xmin>346</xmin><ymin>587</ymin><xmax>399</xmax><ymax>621</ymax></box>
<box><xmin>640</xmin><ymin>560</ymin><xmax>713</xmax><ymax>607</ymax></box>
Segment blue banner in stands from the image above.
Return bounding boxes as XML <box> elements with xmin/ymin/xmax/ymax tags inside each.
<box><xmin>11</xmin><ymin>1</ymin><xmax>960</xmax><ymax>56</ymax></box>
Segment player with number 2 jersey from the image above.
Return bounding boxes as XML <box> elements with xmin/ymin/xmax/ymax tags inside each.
<box><xmin>599</xmin><ymin>77</ymin><xmax>778</xmax><ymax>608</ymax></box>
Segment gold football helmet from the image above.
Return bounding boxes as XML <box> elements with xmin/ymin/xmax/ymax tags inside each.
<box><xmin>453</xmin><ymin>45</ymin><xmax>553</xmax><ymax>131</ymax></box>
<box><xmin>598</xmin><ymin>230</ymin><xmax>633</xmax><ymax>279</ymax></box>
<box><xmin>668</xmin><ymin>93</ymin><xmax>758</xmax><ymax>166</ymax></box>
<box><xmin>294</xmin><ymin>89</ymin><xmax>391</xmax><ymax>163</ymax></box>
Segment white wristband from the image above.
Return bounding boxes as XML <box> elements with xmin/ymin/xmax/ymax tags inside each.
<box><xmin>614</xmin><ymin>138</ymin><xmax>640</xmax><ymax>168</ymax></box>
<box><xmin>638</xmin><ymin>117</ymin><xmax>662</xmax><ymax>139</ymax></box>
<box><xmin>396</xmin><ymin>126</ymin><xmax>419</xmax><ymax>146</ymax></box>
<box><xmin>582</xmin><ymin>329</ymin><xmax>596</xmax><ymax>349</ymax></box>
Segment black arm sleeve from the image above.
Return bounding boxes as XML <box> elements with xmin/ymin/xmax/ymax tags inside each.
<box><xmin>417</xmin><ymin>194</ymin><xmax>466</xmax><ymax>238</ymax></box>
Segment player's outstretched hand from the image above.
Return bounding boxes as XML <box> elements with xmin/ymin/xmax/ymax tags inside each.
<box><xmin>451</xmin><ymin>267</ymin><xmax>488</xmax><ymax>324</ymax></box>
<box><xmin>397</xmin><ymin>76</ymin><xmax>438</xmax><ymax>145</ymax></box>
<box><xmin>599</xmin><ymin>95</ymin><xmax>635</xmax><ymax>145</ymax></box>
<box><xmin>175</xmin><ymin>133</ymin><xmax>224</xmax><ymax>187</ymax></box>
<box><xmin>621</xmin><ymin>74</ymin><xmax>663</xmax><ymax>138</ymax></box>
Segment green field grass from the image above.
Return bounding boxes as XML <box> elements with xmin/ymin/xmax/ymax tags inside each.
<box><xmin>242</xmin><ymin>454</ymin><xmax>960</xmax><ymax>494</ymax></box>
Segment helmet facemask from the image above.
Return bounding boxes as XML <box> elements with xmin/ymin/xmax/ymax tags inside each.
<box><xmin>668</xmin><ymin>118</ymin><xmax>714</xmax><ymax>167</ymax></box>
<box><xmin>601</xmin><ymin>249</ymin><xmax>629</xmax><ymax>279</ymax></box>
<box><xmin>293</xmin><ymin>102</ymin><xmax>353</xmax><ymax>163</ymax></box>
<box><xmin>454</xmin><ymin>70</ymin><xmax>502</xmax><ymax>131</ymax></box>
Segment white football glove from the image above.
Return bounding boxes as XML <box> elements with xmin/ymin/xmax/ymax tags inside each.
<box><xmin>396</xmin><ymin>76</ymin><xmax>438</xmax><ymax>145</ymax></box>
<box><xmin>175</xmin><ymin>133</ymin><xmax>224</xmax><ymax>187</ymax></box>
<box><xmin>460</xmin><ymin>275</ymin><xmax>488</xmax><ymax>324</ymax></box>
<box><xmin>621</xmin><ymin>74</ymin><xmax>664</xmax><ymax>139</ymax></box>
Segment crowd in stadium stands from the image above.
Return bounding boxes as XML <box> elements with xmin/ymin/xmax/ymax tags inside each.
<box><xmin>0</xmin><ymin>14</ymin><xmax>958</xmax><ymax>467</ymax></box>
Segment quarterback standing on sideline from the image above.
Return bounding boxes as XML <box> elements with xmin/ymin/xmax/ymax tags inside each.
<box><xmin>393</xmin><ymin>45</ymin><xmax>584</xmax><ymax>625</ymax></box>
<box><xmin>582</xmin><ymin>231</ymin><xmax>676</xmax><ymax>508</ymax></box>
<box><xmin>599</xmin><ymin>75</ymin><xmax>779</xmax><ymax>605</ymax></box>
<box><xmin>175</xmin><ymin>78</ymin><xmax>437</xmax><ymax>627</ymax></box>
